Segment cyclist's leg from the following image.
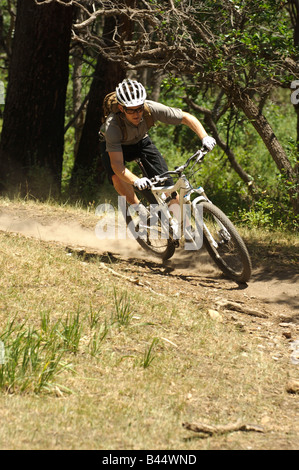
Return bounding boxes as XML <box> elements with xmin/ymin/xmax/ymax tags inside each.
<box><xmin>102</xmin><ymin>146</ymin><xmax>139</xmax><ymax>205</ymax></box>
<box><xmin>139</xmin><ymin>137</ymin><xmax>180</xmax><ymax>212</ymax></box>
<box><xmin>112</xmin><ymin>174</ymin><xmax>138</xmax><ymax>205</ymax></box>
<box><xmin>138</xmin><ymin>141</ymin><xmax>191</xmax><ymax>229</ymax></box>
<box><xmin>139</xmin><ymin>137</ymin><xmax>172</xmax><ymax>181</ymax></box>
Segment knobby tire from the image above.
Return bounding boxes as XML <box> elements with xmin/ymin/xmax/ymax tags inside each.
<box><xmin>199</xmin><ymin>202</ymin><xmax>252</xmax><ymax>283</ymax></box>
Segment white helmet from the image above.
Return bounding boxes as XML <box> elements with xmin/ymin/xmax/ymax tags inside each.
<box><xmin>116</xmin><ymin>79</ymin><xmax>147</xmax><ymax>107</ymax></box>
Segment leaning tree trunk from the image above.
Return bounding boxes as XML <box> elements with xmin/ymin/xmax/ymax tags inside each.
<box><xmin>0</xmin><ymin>0</ymin><xmax>73</xmax><ymax>199</ymax></box>
<box><xmin>287</xmin><ymin>0</ymin><xmax>299</xmax><ymax>151</ymax></box>
<box><xmin>225</xmin><ymin>83</ymin><xmax>299</xmax><ymax>215</ymax></box>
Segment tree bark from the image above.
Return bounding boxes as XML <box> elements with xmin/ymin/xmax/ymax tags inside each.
<box><xmin>70</xmin><ymin>17</ymin><xmax>126</xmax><ymax>197</ymax></box>
<box><xmin>289</xmin><ymin>0</ymin><xmax>299</xmax><ymax>150</ymax></box>
<box><xmin>0</xmin><ymin>0</ymin><xmax>73</xmax><ymax>198</ymax></box>
<box><xmin>226</xmin><ymin>82</ymin><xmax>299</xmax><ymax>214</ymax></box>
<box><xmin>72</xmin><ymin>46</ymin><xmax>85</xmax><ymax>159</ymax></box>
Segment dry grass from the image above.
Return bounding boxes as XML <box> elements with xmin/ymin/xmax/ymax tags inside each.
<box><xmin>0</xmin><ymin>199</ymin><xmax>298</xmax><ymax>450</ymax></box>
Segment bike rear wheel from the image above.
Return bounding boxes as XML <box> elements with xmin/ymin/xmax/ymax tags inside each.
<box><xmin>198</xmin><ymin>202</ymin><xmax>252</xmax><ymax>283</ymax></box>
<box><xmin>125</xmin><ymin>189</ymin><xmax>176</xmax><ymax>261</ymax></box>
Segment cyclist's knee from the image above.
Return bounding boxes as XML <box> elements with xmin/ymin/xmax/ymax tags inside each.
<box><xmin>112</xmin><ymin>174</ymin><xmax>122</xmax><ymax>188</ymax></box>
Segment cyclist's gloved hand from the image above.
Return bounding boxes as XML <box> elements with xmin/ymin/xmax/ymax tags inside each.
<box><xmin>202</xmin><ymin>135</ymin><xmax>216</xmax><ymax>151</ymax></box>
<box><xmin>134</xmin><ymin>177</ymin><xmax>152</xmax><ymax>191</ymax></box>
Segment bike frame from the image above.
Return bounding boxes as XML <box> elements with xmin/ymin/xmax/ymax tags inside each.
<box><xmin>132</xmin><ymin>148</ymin><xmax>252</xmax><ymax>282</ymax></box>
<box><xmin>151</xmin><ymin>176</ymin><xmax>204</xmax><ymax>230</ymax></box>
<box><xmin>137</xmin><ymin>148</ymin><xmax>228</xmax><ymax>249</ymax></box>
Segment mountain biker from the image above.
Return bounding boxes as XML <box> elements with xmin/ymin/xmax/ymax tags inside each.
<box><xmin>101</xmin><ymin>79</ymin><xmax>216</xmax><ymax>214</ymax></box>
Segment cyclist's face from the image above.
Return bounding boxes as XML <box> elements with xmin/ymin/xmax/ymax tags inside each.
<box><xmin>119</xmin><ymin>104</ymin><xmax>144</xmax><ymax>126</ymax></box>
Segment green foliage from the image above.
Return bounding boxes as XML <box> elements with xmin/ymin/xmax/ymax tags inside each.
<box><xmin>0</xmin><ymin>316</ymin><xmax>72</xmax><ymax>394</ymax></box>
<box><xmin>139</xmin><ymin>338</ymin><xmax>159</xmax><ymax>369</ymax></box>
<box><xmin>238</xmin><ymin>198</ymin><xmax>297</xmax><ymax>231</ymax></box>
<box><xmin>112</xmin><ymin>288</ymin><xmax>133</xmax><ymax>328</ymax></box>
<box><xmin>147</xmin><ymin>77</ymin><xmax>298</xmax><ymax>232</ymax></box>
<box><xmin>1</xmin><ymin>0</ymin><xmax>298</xmax><ymax>231</ymax></box>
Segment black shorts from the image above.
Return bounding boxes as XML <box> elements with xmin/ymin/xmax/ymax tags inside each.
<box><xmin>101</xmin><ymin>137</ymin><xmax>174</xmax><ymax>188</ymax></box>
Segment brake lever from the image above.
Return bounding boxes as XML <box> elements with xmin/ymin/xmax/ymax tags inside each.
<box><xmin>174</xmin><ymin>164</ymin><xmax>186</xmax><ymax>173</ymax></box>
<box><xmin>151</xmin><ymin>175</ymin><xmax>168</xmax><ymax>185</ymax></box>
<box><xmin>195</xmin><ymin>147</ymin><xmax>209</xmax><ymax>164</ymax></box>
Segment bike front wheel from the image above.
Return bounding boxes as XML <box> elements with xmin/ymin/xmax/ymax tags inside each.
<box><xmin>198</xmin><ymin>202</ymin><xmax>252</xmax><ymax>283</ymax></box>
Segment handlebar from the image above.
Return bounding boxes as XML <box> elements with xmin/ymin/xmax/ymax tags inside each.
<box><xmin>150</xmin><ymin>147</ymin><xmax>209</xmax><ymax>185</ymax></box>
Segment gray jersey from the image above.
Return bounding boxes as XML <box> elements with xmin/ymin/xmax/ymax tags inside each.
<box><xmin>104</xmin><ymin>100</ymin><xmax>183</xmax><ymax>153</ymax></box>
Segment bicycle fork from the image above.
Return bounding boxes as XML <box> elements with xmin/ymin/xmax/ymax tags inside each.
<box><xmin>190</xmin><ymin>190</ymin><xmax>231</xmax><ymax>250</ymax></box>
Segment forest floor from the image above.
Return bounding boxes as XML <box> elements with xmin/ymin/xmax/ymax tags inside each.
<box><xmin>0</xmin><ymin>198</ymin><xmax>297</xmax><ymax>319</ymax></box>
<box><xmin>0</xmin><ymin>198</ymin><xmax>298</xmax><ymax>450</ymax></box>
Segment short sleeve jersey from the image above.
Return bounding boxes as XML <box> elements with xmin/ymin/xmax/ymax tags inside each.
<box><xmin>104</xmin><ymin>100</ymin><xmax>183</xmax><ymax>153</ymax></box>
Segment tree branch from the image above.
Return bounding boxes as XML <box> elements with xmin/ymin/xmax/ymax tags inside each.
<box><xmin>185</xmin><ymin>97</ymin><xmax>256</xmax><ymax>189</ymax></box>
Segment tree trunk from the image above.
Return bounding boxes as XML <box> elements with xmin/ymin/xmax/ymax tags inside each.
<box><xmin>227</xmin><ymin>83</ymin><xmax>299</xmax><ymax>214</ymax></box>
<box><xmin>70</xmin><ymin>17</ymin><xmax>126</xmax><ymax>198</ymax></box>
<box><xmin>292</xmin><ymin>1</ymin><xmax>299</xmax><ymax>151</ymax></box>
<box><xmin>287</xmin><ymin>0</ymin><xmax>299</xmax><ymax>149</ymax></box>
<box><xmin>0</xmin><ymin>0</ymin><xmax>73</xmax><ymax>199</ymax></box>
<box><xmin>72</xmin><ymin>46</ymin><xmax>85</xmax><ymax>159</ymax></box>
<box><xmin>150</xmin><ymin>70</ymin><xmax>164</xmax><ymax>102</ymax></box>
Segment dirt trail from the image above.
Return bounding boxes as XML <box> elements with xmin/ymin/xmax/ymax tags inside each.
<box><xmin>0</xmin><ymin>204</ymin><xmax>298</xmax><ymax>322</ymax></box>
<box><xmin>1</xmin><ymin>203</ymin><xmax>298</xmax><ymax>449</ymax></box>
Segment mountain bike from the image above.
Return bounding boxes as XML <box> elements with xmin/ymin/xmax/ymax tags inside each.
<box><xmin>124</xmin><ymin>147</ymin><xmax>252</xmax><ymax>283</ymax></box>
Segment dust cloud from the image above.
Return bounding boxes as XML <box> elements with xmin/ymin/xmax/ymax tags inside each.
<box><xmin>0</xmin><ymin>210</ymin><xmax>298</xmax><ymax>318</ymax></box>
<box><xmin>0</xmin><ymin>210</ymin><xmax>214</xmax><ymax>271</ymax></box>
<box><xmin>0</xmin><ymin>212</ymin><xmax>142</xmax><ymax>259</ymax></box>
